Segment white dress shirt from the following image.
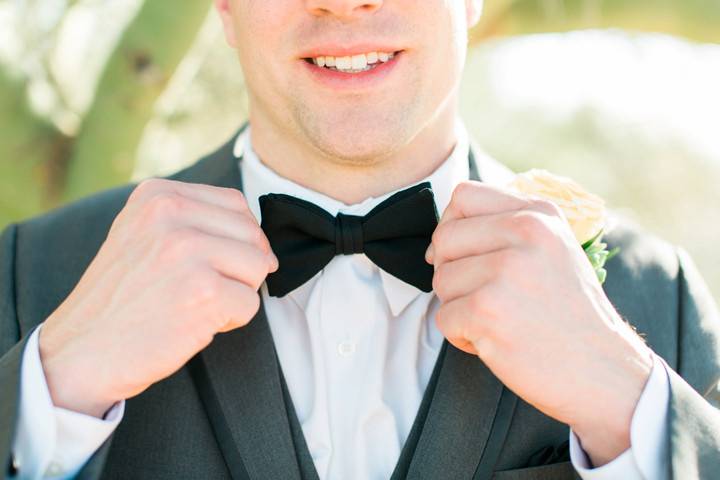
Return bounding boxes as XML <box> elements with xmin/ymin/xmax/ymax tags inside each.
<box><xmin>13</xmin><ymin>124</ymin><xmax>669</xmax><ymax>479</ymax></box>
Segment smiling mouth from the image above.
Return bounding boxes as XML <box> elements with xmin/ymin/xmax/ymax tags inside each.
<box><xmin>303</xmin><ymin>51</ymin><xmax>401</xmax><ymax>74</ymax></box>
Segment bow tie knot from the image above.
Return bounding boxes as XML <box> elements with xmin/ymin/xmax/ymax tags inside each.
<box><xmin>335</xmin><ymin>214</ymin><xmax>364</xmax><ymax>255</ymax></box>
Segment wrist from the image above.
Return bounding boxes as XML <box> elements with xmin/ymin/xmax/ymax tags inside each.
<box><xmin>571</xmin><ymin>411</ymin><xmax>632</xmax><ymax>466</ymax></box>
<box><xmin>570</xmin><ymin>329</ymin><xmax>653</xmax><ymax>466</ymax></box>
<box><xmin>39</xmin><ymin>322</ymin><xmax>118</xmax><ymax>418</ymax></box>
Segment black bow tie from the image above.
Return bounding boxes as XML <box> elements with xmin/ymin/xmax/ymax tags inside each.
<box><xmin>259</xmin><ymin>182</ymin><xmax>439</xmax><ymax>297</ymax></box>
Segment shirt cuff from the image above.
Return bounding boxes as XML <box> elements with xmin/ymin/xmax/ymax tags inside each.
<box><xmin>13</xmin><ymin>325</ymin><xmax>124</xmax><ymax>479</ymax></box>
<box><xmin>569</xmin><ymin>353</ymin><xmax>670</xmax><ymax>480</ymax></box>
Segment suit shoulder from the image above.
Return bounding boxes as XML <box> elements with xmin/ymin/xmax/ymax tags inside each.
<box><xmin>603</xmin><ymin>213</ymin><xmax>680</xmax><ymax>284</ymax></box>
<box><xmin>601</xmin><ymin>214</ymin><xmax>686</xmax><ymax>358</ymax></box>
<box><xmin>18</xmin><ymin>183</ymin><xmax>136</xmax><ymax>246</ymax></box>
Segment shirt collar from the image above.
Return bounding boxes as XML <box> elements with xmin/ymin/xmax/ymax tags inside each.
<box><xmin>235</xmin><ymin>123</ymin><xmax>514</xmax><ymax>315</ymax></box>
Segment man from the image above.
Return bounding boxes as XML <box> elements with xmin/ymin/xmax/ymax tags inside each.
<box><xmin>1</xmin><ymin>0</ymin><xmax>719</xmax><ymax>478</ymax></box>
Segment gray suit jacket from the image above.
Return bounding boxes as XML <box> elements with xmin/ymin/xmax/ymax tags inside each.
<box><xmin>1</xmin><ymin>130</ymin><xmax>719</xmax><ymax>479</ymax></box>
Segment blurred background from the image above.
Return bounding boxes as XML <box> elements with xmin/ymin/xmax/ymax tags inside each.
<box><xmin>0</xmin><ymin>0</ymin><xmax>718</xmax><ymax>298</ymax></box>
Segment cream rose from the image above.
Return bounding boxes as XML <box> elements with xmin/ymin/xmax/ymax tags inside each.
<box><xmin>508</xmin><ymin>169</ymin><xmax>606</xmax><ymax>245</ymax></box>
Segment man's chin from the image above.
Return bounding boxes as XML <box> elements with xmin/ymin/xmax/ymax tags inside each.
<box><xmin>300</xmin><ymin>122</ymin><xmax>415</xmax><ymax>167</ymax></box>
<box><xmin>309</xmin><ymin>136</ymin><xmax>406</xmax><ymax>167</ymax></box>
<box><xmin>292</xmin><ymin>103</ymin><xmax>419</xmax><ymax>166</ymax></box>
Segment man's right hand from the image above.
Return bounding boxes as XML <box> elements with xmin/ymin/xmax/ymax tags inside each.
<box><xmin>38</xmin><ymin>179</ymin><xmax>278</xmax><ymax>418</ymax></box>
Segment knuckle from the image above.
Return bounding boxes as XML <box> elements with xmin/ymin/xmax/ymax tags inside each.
<box><xmin>187</xmin><ymin>271</ymin><xmax>222</xmax><ymax>306</ymax></box>
<box><xmin>431</xmin><ymin>224</ymin><xmax>444</xmax><ymax>249</ymax></box>
<box><xmin>224</xmin><ymin>287</ymin><xmax>260</xmax><ymax>330</ymax></box>
<box><xmin>143</xmin><ymin>192</ymin><xmax>187</xmax><ymax>223</ymax></box>
<box><xmin>242</xmin><ymin>289</ymin><xmax>261</xmax><ymax>317</ymax></box>
<box><xmin>513</xmin><ymin>211</ymin><xmax>551</xmax><ymax>243</ymax></box>
<box><xmin>224</xmin><ymin>187</ymin><xmax>249</xmax><ymax>210</ymax></box>
<box><xmin>473</xmin><ymin>336</ymin><xmax>495</xmax><ymax>359</ymax></box>
<box><xmin>451</xmin><ymin>181</ymin><xmax>475</xmax><ymax>205</ymax></box>
<box><xmin>250</xmin><ymin>256</ymin><xmax>271</xmax><ymax>287</ymax></box>
<box><xmin>467</xmin><ymin>291</ymin><xmax>497</xmax><ymax>338</ymax></box>
<box><xmin>431</xmin><ymin>221</ymin><xmax>455</xmax><ymax>252</ymax></box>
<box><xmin>455</xmin><ymin>180</ymin><xmax>476</xmax><ymax>197</ymax></box>
<box><xmin>531</xmin><ymin>198</ymin><xmax>562</xmax><ymax>217</ymax></box>
<box><xmin>130</xmin><ymin>178</ymin><xmax>166</xmax><ymax>203</ymax></box>
<box><xmin>434</xmin><ymin>305</ymin><xmax>450</xmax><ymax>332</ymax></box>
<box><xmin>247</xmin><ymin>223</ymin><xmax>268</xmax><ymax>248</ymax></box>
<box><xmin>235</xmin><ymin>247</ymin><xmax>268</xmax><ymax>289</ymax></box>
<box><xmin>230</xmin><ymin>214</ymin><xmax>266</xmax><ymax>251</ymax></box>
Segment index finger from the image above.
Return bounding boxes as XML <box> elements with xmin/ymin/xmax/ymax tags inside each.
<box><xmin>129</xmin><ymin>178</ymin><xmax>251</xmax><ymax>215</ymax></box>
<box><xmin>439</xmin><ymin>181</ymin><xmax>531</xmax><ymax>225</ymax></box>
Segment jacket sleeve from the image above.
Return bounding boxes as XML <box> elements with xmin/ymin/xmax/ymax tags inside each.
<box><xmin>0</xmin><ymin>224</ymin><xmax>114</xmax><ymax>480</ymax></box>
<box><xmin>0</xmin><ymin>223</ymin><xmax>24</xmax><ymax>479</ymax></box>
<box><xmin>667</xmin><ymin>247</ymin><xmax>720</xmax><ymax>479</ymax></box>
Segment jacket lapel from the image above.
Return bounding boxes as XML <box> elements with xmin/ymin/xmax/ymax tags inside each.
<box><xmin>402</xmin><ymin>150</ymin><xmax>519</xmax><ymax>479</ymax></box>
<box><xmin>188</xmin><ymin>310</ymin><xmax>302</xmax><ymax>480</ymax></box>
<box><xmin>176</xmin><ymin>128</ymin><xmax>303</xmax><ymax>480</ymax></box>
<box><xmin>404</xmin><ymin>346</ymin><xmax>515</xmax><ymax>479</ymax></box>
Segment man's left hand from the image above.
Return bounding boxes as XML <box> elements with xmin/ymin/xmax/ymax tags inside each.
<box><xmin>426</xmin><ymin>181</ymin><xmax>654</xmax><ymax>466</ymax></box>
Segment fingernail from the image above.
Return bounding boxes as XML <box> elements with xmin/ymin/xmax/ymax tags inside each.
<box><xmin>425</xmin><ymin>244</ymin><xmax>434</xmax><ymax>264</ymax></box>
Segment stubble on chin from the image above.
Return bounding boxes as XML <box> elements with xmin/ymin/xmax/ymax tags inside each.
<box><xmin>289</xmin><ymin>96</ymin><xmax>420</xmax><ymax>168</ymax></box>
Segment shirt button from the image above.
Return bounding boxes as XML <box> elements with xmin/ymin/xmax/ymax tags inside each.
<box><xmin>337</xmin><ymin>341</ymin><xmax>356</xmax><ymax>357</ymax></box>
<box><xmin>46</xmin><ymin>462</ymin><xmax>63</xmax><ymax>477</ymax></box>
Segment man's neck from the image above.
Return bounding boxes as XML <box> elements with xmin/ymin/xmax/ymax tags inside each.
<box><xmin>247</xmin><ymin>106</ymin><xmax>460</xmax><ymax>205</ymax></box>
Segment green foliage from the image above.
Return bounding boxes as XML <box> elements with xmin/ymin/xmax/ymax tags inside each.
<box><xmin>62</xmin><ymin>1</ymin><xmax>212</xmax><ymax>202</ymax></box>
<box><xmin>582</xmin><ymin>231</ymin><xmax>619</xmax><ymax>285</ymax></box>
<box><xmin>0</xmin><ymin>71</ymin><xmax>65</xmax><ymax>225</ymax></box>
<box><xmin>0</xmin><ymin>0</ymin><xmax>211</xmax><ymax>228</ymax></box>
<box><xmin>472</xmin><ymin>0</ymin><xmax>720</xmax><ymax>43</ymax></box>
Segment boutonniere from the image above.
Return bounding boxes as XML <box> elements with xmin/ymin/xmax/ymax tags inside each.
<box><xmin>508</xmin><ymin>169</ymin><xmax>619</xmax><ymax>284</ymax></box>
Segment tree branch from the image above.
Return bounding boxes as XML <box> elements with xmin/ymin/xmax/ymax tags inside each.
<box><xmin>61</xmin><ymin>0</ymin><xmax>212</xmax><ymax>202</ymax></box>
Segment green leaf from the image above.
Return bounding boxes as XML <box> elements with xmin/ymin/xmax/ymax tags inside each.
<box><xmin>606</xmin><ymin>247</ymin><xmax>621</xmax><ymax>261</ymax></box>
<box><xmin>596</xmin><ymin>268</ymin><xmax>607</xmax><ymax>284</ymax></box>
<box><xmin>583</xmin><ymin>238</ymin><xmax>618</xmax><ymax>285</ymax></box>
<box><xmin>581</xmin><ymin>229</ymin><xmax>604</xmax><ymax>250</ymax></box>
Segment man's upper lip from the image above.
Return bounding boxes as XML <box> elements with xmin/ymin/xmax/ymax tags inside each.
<box><xmin>298</xmin><ymin>44</ymin><xmax>403</xmax><ymax>58</ymax></box>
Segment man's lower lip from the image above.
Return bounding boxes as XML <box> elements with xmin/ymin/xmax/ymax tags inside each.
<box><xmin>300</xmin><ymin>52</ymin><xmax>403</xmax><ymax>90</ymax></box>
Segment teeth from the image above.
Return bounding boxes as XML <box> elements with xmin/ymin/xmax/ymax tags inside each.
<box><xmin>351</xmin><ymin>54</ymin><xmax>367</xmax><ymax>70</ymax></box>
<box><xmin>310</xmin><ymin>51</ymin><xmax>396</xmax><ymax>73</ymax></box>
<box><xmin>336</xmin><ymin>56</ymin><xmax>352</xmax><ymax>70</ymax></box>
